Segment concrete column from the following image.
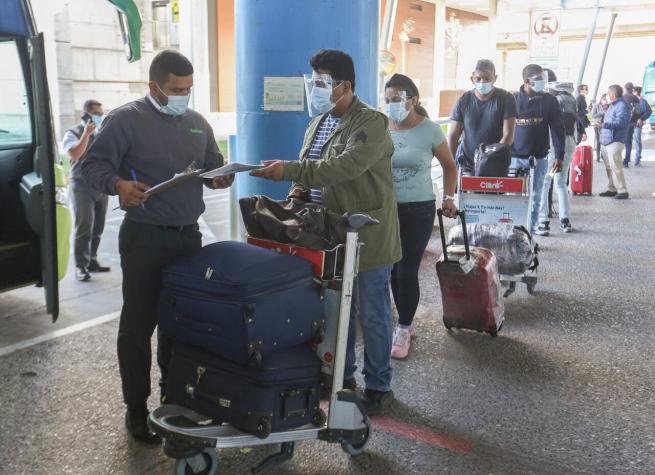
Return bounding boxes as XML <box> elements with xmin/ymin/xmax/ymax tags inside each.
<box><xmin>488</xmin><ymin>0</ymin><xmax>498</xmax><ymax>61</ymax></box>
<box><xmin>432</xmin><ymin>0</ymin><xmax>447</xmax><ymax>118</ymax></box>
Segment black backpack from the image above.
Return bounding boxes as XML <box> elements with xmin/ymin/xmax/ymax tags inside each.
<box><xmin>474</xmin><ymin>143</ymin><xmax>511</xmax><ymax>177</ymax></box>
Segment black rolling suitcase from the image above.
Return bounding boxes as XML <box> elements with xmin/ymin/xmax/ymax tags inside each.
<box><xmin>167</xmin><ymin>342</ymin><xmax>325</xmax><ymax>439</ymax></box>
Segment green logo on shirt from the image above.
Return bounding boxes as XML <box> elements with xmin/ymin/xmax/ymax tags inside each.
<box><xmin>190</xmin><ymin>128</ymin><xmax>204</xmax><ymax>134</ymax></box>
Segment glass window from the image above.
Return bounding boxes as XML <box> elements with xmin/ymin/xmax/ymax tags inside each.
<box><xmin>0</xmin><ymin>40</ymin><xmax>32</xmax><ymax>147</ymax></box>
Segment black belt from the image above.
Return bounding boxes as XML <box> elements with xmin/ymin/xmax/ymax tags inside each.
<box><xmin>128</xmin><ymin>220</ymin><xmax>197</xmax><ymax>232</ymax></box>
<box><xmin>152</xmin><ymin>223</ymin><xmax>198</xmax><ymax>232</ymax></box>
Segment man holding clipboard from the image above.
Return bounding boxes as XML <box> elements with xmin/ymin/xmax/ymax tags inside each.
<box><xmin>82</xmin><ymin>50</ymin><xmax>233</xmax><ymax>444</ymax></box>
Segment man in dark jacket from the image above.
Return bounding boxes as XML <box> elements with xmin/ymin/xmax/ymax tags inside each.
<box><xmin>622</xmin><ymin>82</ymin><xmax>641</xmax><ymax>167</ymax></box>
<box><xmin>576</xmin><ymin>84</ymin><xmax>591</xmax><ymax>142</ymax></box>
<box><xmin>632</xmin><ymin>86</ymin><xmax>653</xmax><ymax>166</ymax></box>
<box><xmin>511</xmin><ymin>64</ymin><xmax>565</xmax><ymax>235</ymax></box>
<box><xmin>596</xmin><ymin>85</ymin><xmax>630</xmax><ymax>199</ymax></box>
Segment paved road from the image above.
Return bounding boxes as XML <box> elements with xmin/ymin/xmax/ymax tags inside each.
<box><xmin>1</xmin><ymin>132</ymin><xmax>654</xmax><ymax>474</ymax></box>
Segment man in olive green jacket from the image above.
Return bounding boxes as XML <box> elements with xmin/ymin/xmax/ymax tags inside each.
<box><xmin>253</xmin><ymin>49</ymin><xmax>400</xmax><ymax>415</ymax></box>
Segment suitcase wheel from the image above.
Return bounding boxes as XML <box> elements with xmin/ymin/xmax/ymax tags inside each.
<box><xmin>255</xmin><ymin>416</ymin><xmax>272</xmax><ymax>439</ymax></box>
<box><xmin>174</xmin><ymin>448</ymin><xmax>219</xmax><ymax>475</ymax></box>
<box><xmin>443</xmin><ymin>323</ymin><xmax>453</xmax><ymax>331</ymax></box>
<box><xmin>312</xmin><ymin>408</ymin><xmax>327</xmax><ymax>427</ymax></box>
<box><xmin>489</xmin><ymin>330</ymin><xmax>498</xmax><ymax>338</ymax></box>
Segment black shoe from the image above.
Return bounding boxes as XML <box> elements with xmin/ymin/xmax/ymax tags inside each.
<box><xmin>343</xmin><ymin>377</ymin><xmax>357</xmax><ymax>392</ymax></box>
<box><xmin>559</xmin><ymin>218</ymin><xmax>572</xmax><ymax>233</ymax></box>
<box><xmin>599</xmin><ymin>190</ymin><xmax>618</xmax><ymax>197</ymax></box>
<box><xmin>125</xmin><ymin>406</ymin><xmax>161</xmax><ymax>445</ymax></box>
<box><xmin>622</xmin><ymin>162</ymin><xmax>629</xmax><ymax>168</ymax></box>
<box><xmin>615</xmin><ymin>192</ymin><xmax>629</xmax><ymax>200</ymax></box>
<box><xmin>361</xmin><ymin>389</ymin><xmax>394</xmax><ymax>416</ymax></box>
<box><xmin>75</xmin><ymin>267</ymin><xmax>91</xmax><ymax>282</ymax></box>
<box><xmin>88</xmin><ymin>260</ymin><xmax>111</xmax><ymax>272</ymax></box>
<box><xmin>320</xmin><ymin>377</ymin><xmax>358</xmax><ymax>399</ymax></box>
<box><xmin>535</xmin><ymin>222</ymin><xmax>550</xmax><ymax>236</ymax></box>
<box><xmin>635</xmin><ymin>162</ymin><xmax>641</xmax><ymax>167</ymax></box>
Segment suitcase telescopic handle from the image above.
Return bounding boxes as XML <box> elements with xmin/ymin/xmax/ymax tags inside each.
<box><xmin>437</xmin><ymin>209</ymin><xmax>470</xmax><ymax>262</ymax></box>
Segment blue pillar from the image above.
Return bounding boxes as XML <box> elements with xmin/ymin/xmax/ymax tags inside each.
<box><xmin>235</xmin><ymin>0</ymin><xmax>379</xmax><ymax>199</ymax></box>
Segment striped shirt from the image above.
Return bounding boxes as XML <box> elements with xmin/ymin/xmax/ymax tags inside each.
<box><xmin>307</xmin><ymin>115</ymin><xmax>340</xmax><ymax>204</ymax></box>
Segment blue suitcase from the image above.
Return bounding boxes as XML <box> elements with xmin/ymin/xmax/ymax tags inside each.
<box><xmin>167</xmin><ymin>342</ymin><xmax>325</xmax><ymax>438</ymax></box>
<box><xmin>158</xmin><ymin>241</ymin><xmax>326</xmax><ymax>366</ymax></box>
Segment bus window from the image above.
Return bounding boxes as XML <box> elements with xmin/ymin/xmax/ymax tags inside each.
<box><xmin>0</xmin><ymin>39</ymin><xmax>32</xmax><ymax>148</ymax></box>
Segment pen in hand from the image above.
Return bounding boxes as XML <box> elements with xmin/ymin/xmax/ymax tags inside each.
<box><xmin>131</xmin><ymin>169</ymin><xmax>146</xmax><ymax>209</ymax></box>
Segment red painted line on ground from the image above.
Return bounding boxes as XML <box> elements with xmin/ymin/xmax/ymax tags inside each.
<box><xmin>372</xmin><ymin>416</ymin><xmax>474</xmax><ymax>455</ymax></box>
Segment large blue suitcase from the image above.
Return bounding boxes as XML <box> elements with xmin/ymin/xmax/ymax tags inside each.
<box><xmin>158</xmin><ymin>241</ymin><xmax>326</xmax><ymax>366</ymax></box>
<box><xmin>167</xmin><ymin>342</ymin><xmax>325</xmax><ymax>438</ymax></box>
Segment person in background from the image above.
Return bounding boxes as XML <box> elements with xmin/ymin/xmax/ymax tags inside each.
<box><xmin>632</xmin><ymin>86</ymin><xmax>652</xmax><ymax>167</ymax></box>
<box><xmin>447</xmin><ymin>59</ymin><xmax>517</xmax><ymax>174</ymax></box>
<box><xmin>591</xmin><ymin>94</ymin><xmax>610</xmax><ymax>162</ymax></box>
<box><xmin>539</xmin><ymin>75</ymin><xmax>578</xmax><ymax>234</ymax></box>
<box><xmin>596</xmin><ymin>84</ymin><xmax>630</xmax><ymax>199</ymax></box>
<box><xmin>62</xmin><ymin>100</ymin><xmax>111</xmax><ymax>282</ymax></box>
<box><xmin>576</xmin><ymin>84</ymin><xmax>591</xmax><ymax>143</ymax></box>
<box><xmin>252</xmin><ymin>49</ymin><xmax>401</xmax><ymax>416</ymax></box>
<box><xmin>383</xmin><ymin>74</ymin><xmax>457</xmax><ymax>359</ymax></box>
<box><xmin>622</xmin><ymin>82</ymin><xmax>641</xmax><ymax>167</ymax></box>
<box><xmin>511</xmin><ymin>64</ymin><xmax>565</xmax><ymax>236</ymax></box>
<box><xmin>82</xmin><ymin>50</ymin><xmax>233</xmax><ymax>443</ymax></box>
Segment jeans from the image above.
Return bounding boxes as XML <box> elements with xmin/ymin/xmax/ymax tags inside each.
<box><xmin>345</xmin><ymin>264</ymin><xmax>393</xmax><ymax>392</ymax></box>
<box><xmin>601</xmin><ymin>142</ymin><xmax>628</xmax><ymax>194</ymax></box>
<box><xmin>71</xmin><ymin>178</ymin><xmax>108</xmax><ymax>268</ymax></box>
<box><xmin>623</xmin><ymin>125</ymin><xmax>635</xmax><ymax>165</ymax></box>
<box><xmin>510</xmin><ymin>156</ymin><xmax>548</xmax><ymax>233</ymax></box>
<box><xmin>118</xmin><ymin>219</ymin><xmax>202</xmax><ymax>407</ymax></box>
<box><xmin>633</xmin><ymin>126</ymin><xmax>643</xmax><ymax>164</ymax></box>
<box><xmin>391</xmin><ymin>201</ymin><xmax>436</xmax><ymax>327</ymax></box>
<box><xmin>539</xmin><ymin>135</ymin><xmax>576</xmax><ymax>223</ymax></box>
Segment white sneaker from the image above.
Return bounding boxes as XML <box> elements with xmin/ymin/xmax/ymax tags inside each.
<box><xmin>391</xmin><ymin>327</ymin><xmax>412</xmax><ymax>359</ymax></box>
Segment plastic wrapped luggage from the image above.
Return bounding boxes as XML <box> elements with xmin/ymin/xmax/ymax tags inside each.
<box><xmin>158</xmin><ymin>241</ymin><xmax>326</xmax><ymax>366</ymax></box>
<box><xmin>436</xmin><ymin>210</ymin><xmax>504</xmax><ymax>336</ymax></box>
<box><xmin>167</xmin><ymin>342</ymin><xmax>325</xmax><ymax>439</ymax></box>
<box><xmin>570</xmin><ymin>145</ymin><xmax>593</xmax><ymax>195</ymax></box>
<box><xmin>446</xmin><ymin>223</ymin><xmax>537</xmax><ymax>276</ymax></box>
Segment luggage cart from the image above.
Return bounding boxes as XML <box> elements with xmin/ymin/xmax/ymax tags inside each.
<box><xmin>456</xmin><ymin>157</ymin><xmax>539</xmax><ymax>297</ymax></box>
<box><xmin>148</xmin><ymin>213</ymin><xmax>378</xmax><ymax>475</ymax></box>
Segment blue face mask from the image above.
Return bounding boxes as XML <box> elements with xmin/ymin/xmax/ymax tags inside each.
<box><xmin>310</xmin><ymin>86</ymin><xmax>335</xmax><ymax>116</ymax></box>
<box><xmin>388</xmin><ymin>101</ymin><xmax>410</xmax><ymax>123</ymax></box>
<box><xmin>474</xmin><ymin>82</ymin><xmax>494</xmax><ymax>95</ymax></box>
<box><xmin>156</xmin><ymin>84</ymin><xmax>190</xmax><ymax>116</ymax></box>
<box><xmin>532</xmin><ymin>79</ymin><xmax>547</xmax><ymax>93</ymax></box>
<box><xmin>91</xmin><ymin>114</ymin><xmax>103</xmax><ymax>130</ymax></box>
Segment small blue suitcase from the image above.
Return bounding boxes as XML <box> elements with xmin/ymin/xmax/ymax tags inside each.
<box><xmin>167</xmin><ymin>342</ymin><xmax>325</xmax><ymax>438</ymax></box>
<box><xmin>158</xmin><ymin>241</ymin><xmax>326</xmax><ymax>366</ymax></box>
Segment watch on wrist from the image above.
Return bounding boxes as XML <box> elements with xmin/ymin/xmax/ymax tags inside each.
<box><xmin>442</xmin><ymin>195</ymin><xmax>455</xmax><ymax>202</ymax></box>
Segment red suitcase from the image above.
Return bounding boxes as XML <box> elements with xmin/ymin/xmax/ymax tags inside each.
<box><xmin>570</xmin><ymin>145</ymin><xmax>593</xmax><ymax>195</ymax></box>
<box><xmin>436</xmin><ymin>210</ymin><xmax>505</xmax><ymax>337</ymax></box>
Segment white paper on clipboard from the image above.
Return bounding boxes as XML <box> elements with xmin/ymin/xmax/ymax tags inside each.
<box><xmin>199</xmin><ymin>162</ymin><xmax>264</xmax><ymax>178</ymax></box>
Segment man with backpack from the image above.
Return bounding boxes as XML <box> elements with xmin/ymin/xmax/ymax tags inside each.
<box><xmin>537</xmin><ymin>77</ymin><xmax>577</xmax><ymax>235</ymax></box>
<box><xmin>622</xmin><ymin>82</ymin><xmax>642</xmax><ymax>167</ymax></box>
<box><xmin>511</xmin><ymin>64</ymin><xmax>565</xmax><ymax>236</ymax></box>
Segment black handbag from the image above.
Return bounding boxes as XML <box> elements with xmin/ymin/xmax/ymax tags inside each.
<box><xmin>474</xmin><ymin>143</ymin><xmax>511</xmax><ymax>177</ymax></box>
<box><xmin>238</xmin><ymin>196</ymin><xmax>347</xmax><ymax>250</ymax></box>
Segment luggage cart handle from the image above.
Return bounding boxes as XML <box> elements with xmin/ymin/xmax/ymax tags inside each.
<box><xmin>437</xmin><ymin>209</ymin><xmax>470</xmax><ymax>262</ymax></box>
